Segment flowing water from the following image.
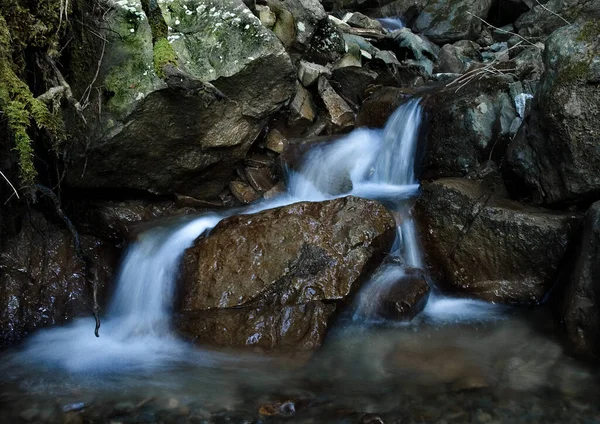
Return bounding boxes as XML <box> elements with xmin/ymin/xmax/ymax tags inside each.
<box><xmin>1</xmin><ymin>98</ymin><xmax>599</xmax><ymax>423</ymax></box>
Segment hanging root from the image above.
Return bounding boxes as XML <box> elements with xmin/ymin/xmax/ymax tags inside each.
<box><xmin>34</xmin><ymin>184</ymin><xmax>101</xmax><ymax>337</ymax></box>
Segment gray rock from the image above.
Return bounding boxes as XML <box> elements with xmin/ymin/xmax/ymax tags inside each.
<box><xmin>416</xmin><ymin>178</ymin><xmax>581</xmax><ymax>304</ymax></box>
<box><xmin>267</xmin><ymin>0</ymin><xmax>327</xmax><ymax>47</ymax></box>
<box><xmin>330</xmin><ymin>66</ymin><xmax>379</xmax><ymax>109</ymax></box>
<box><xmin>515</xmin><ymin>0</ymin><xmax>600</xmax><ymax>38</ymax></box>
<box><xmin>346</xmin><ymin>12</ymin><xmax>384</xmax><ymax>31</ymax></box>
<box><xmin>560</xmin><ymin>201</ymin><xmax>600</xmax><ymax>358</ymax></box>
<box><xmin>298</xmin><ymin>60</ymin><xmax>331</xmax><ymax>87</ymax></box>
<box><xmin>413</xmin><ymin>0</ymin><xmax>493</xmax><ymax>44</ymax></box>
<box><xmin>318</xmin><ymin>76</ymin><xmax>355</xmax><ymax>128</ymax></box>
<box><xmin>333</xmin><ymin>43</ymin><xmax>362</xmax><ymax>69</ymax></box>
<box><xmin>389</xmin><ymin>28</ymin><xmax>439</xmax><ymax>77</ymax></box>
<box><xmin>436</xmin><ymin>41</ymin><xmax>481</xmax><ymax>73</ymax></box>
<box><xmin>305</xmin><ymin>18</ymin><xmax>346</xmax><ymax>64</ymax></box>
<box><xmin>290</xmin><ymin>83</ymin><xmax>317</xmax><ymax>123</ymax></box>
<box><xmin>507</xmin><ymin>22</ymin><xmax>600</xmax><ymax>204</ymax></box>
<box><xmin>229</xmin><ymin>180</ymin><xmax>260</xmax><ymax>204</ymax></box>
<box><xmin>421</xmin><ymin>74</ymin><xmax>519</xmax><ymax>179</ymax></box>
<box><xmin>256</xmin><ymin>4</ymin><xmax>276</xmax><ymax>28</ymax></box>
<box><xmin>66</xmin><ymin>0</ymin><xmax>295</xmax><ymax>200</ymax></box>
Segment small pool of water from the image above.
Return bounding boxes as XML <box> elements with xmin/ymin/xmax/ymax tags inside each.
<box><xmin>1</xmin><ymin>307</ymin><xmax>598</xmax><ymax>423</ymax></box>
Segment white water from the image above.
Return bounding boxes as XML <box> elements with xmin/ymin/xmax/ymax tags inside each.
<box><xmin>12</xmin><ymin>98</ymin><xmax>502</xmax><ymax>374</ymax></box>
<box><xmin>377</xmin><ymin>17</ymin><xmax>405</xmax><ymax>31</ymax></box>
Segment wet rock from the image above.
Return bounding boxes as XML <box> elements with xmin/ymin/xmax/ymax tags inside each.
<box><xmin>66</xmin><ymin>0</ymin><xmax>295</xmax><ymax>200</ymax></box>
<box><xmin>356</xmin><ymin>86</ymin><xmax>414</xmax><ymax>128</ymax></box>
<box><xmin>298</xmin><ymin>60</ymin><xmax>331</xmax><ymax>87</ymax></box>
<box><xmin>0</xmin><ymin>212</ymin><xmax>117</xmax><ymax>347</ymax></box>
<box><xmin>245</xmin><ymin>167</ymin><xmax>276</xmax><ymax>193</ymax></box>
<box><xmin>506</xmin><ymin>23</ymin><xmax>600</xmax><ymax>204</ymax></box>
<box><xmin>560</xmin><ymin>201</ymin><xmax>600</xmax><ymax>358</ymax></box>
<box><xmin>356</xmin><ymin>262</ymin><xmax>430</xmax><ymax>321</ymax></box>
<box><xmin>421</xmin><ymin>74</ymin><xmax>520</xmax><ymax>179</ymax></box>
<box><xmin>72</xmin><ymin>199</ymin><xmax>200</xmax><ymax>242</ymax></box>
<box><xmin>416</xmin><ymin>178</ymin><xmax>581</xmax><ymax>304</ymax></box>
<box><xmin>318</xmin><ymin>77</ymin><xmax>355</xmax><ymax>129</ymax></box>
<box><xmin>508</xmin><ymin>45</ymin><xmax>544</xmax><ymax>82</ymax></box>
<box><xmin>177</xmin><ymin>196</ymin><xmax>396</xmax><ymax>350</ymax></box>
<box><xmin>177</xmin><ymin>302</ymin><xmax>335</xmax><ymax>351</ymax></box>
<box><xmin>413</xmin><ymin>0</ymin><xmax>493</xmax><ymax>44</ymax></box>
<box><xmin>515</xmin><ymin>0</ymin><xmax>600</xmax><ymax>38</ymax></box>
<box><xmin>229</xmin><ymin>180</ymin><xmax>261</xmax><ymax>204</ymax></box>
<box><xmin>290</xmin><ymin>83</ymin><xmax>317</xmax><ymax>124</ymax></box>
<box><xmin>330</xmin><ymin>67</ymin><xmax>378</xmax><ymax>109</ymax></box>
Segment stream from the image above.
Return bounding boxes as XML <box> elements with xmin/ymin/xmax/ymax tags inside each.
<box><xmin>1</xmin><ymin>98</ymin><xmax>599</xmax><ymax>423</ymax></box>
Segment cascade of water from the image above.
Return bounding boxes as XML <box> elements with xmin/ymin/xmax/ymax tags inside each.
<box><xmin>13</xmin><ymin>96</ymin><xmax>483</xmax><ymax>373</ymax></box>
<box><xmin>377</xmin><ymin>17</ymin><xmax>405</xmax><ymax>31</ymax></box>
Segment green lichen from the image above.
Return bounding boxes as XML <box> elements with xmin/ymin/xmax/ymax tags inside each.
<box><xmin>554</xmin><ymin>61</ymin><xmax>591</xmax><ymax>87</ymax></box>
<box><xmin>153</xmin><ymin>37</ymin><xmax>177</xmax><ymax>77</ymax></box>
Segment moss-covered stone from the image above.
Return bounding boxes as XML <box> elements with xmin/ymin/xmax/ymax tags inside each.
<box><xmin>152</xmin><ymin>37</ymin><xmax>177</xmax><ymax>77</ymax></box>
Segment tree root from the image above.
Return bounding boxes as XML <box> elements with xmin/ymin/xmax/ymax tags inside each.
<box><xmin>34</xmin><ymin>184</ymin><xmax>101</xmax><ymax>337</ymax></box>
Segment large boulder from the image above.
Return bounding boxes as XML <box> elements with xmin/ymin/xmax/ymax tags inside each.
<box><xmin>559</xmin><ymin>201</ymin><xmax>600</xmax><ymax>358</ymax></box>
<box><xmin>507</xmin><ymin>22</ymin><xmax>600</xmax><ymax>204</ymax></box>
<box><xmin>0</xmin><ymin>212</ymin><xmax>117</xmax><ymax>347</ymax></box>
<box><xmin>515</xmin><ymin>0</ymin><xmax>600</xmax><ymax>38</ymax></box>
<box><xmin>66</xmin><ymin>0</ymin><xmax>295</xmax><ymax>200</ymax></box>
<box><xmin>413</xmin><ymin>0</ymin><xmax>493</xmax><ymax>44</ymax></box>
<box><xmin>177</xmin><ymin>196</ymin><xmax>396</xmax><ymax>351</ymax></box>
<box><xmin>415</xmin><ymin>178</ymin><xmax>581</xmax><ymax>304</ymax></box>
<box><xmin>421</xmin><ymin>74</ymin><xmax>525</xmax><ymax>179</ymax></box>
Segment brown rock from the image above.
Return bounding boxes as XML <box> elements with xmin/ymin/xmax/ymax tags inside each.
<box><xmin>356</xmin><ymin>86</ymin><xmax>415</xmax><ymax>128</ymax></box>
<box><xmin>0</xmin><ymin>212</ymin><xmax>118</xmax><ymax>347</ymax></box>
<box><xmin>415</xmin><ymin>178</ymin><xmax>581</xmax><ymax>304</ymax></box>
<box><xmin>177</xmin><ymin>196</ymin><xmax>396</xmax><ymax>349</ymax></box>
<box><xmin>265</xmin><ymin>128</ymin><xmax>286</xmax><ymax>154</ymax></box>
<box><xmin>245</xmin><ymin>167</ymin><xmax>276</xmax><ymax>193</ymax></box>
<box><xmin>290</xmin><ymin>83</ymin><xmax>316</xmax><ymax>123</ymax></box>
<box><xmin>229</xmin><ymin>180</ymin><xmax>260</xmax><ymax>204</ymax></box>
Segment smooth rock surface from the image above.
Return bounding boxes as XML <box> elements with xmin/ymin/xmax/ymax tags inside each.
<box><xmin>177</xmin><ymin>196</ymin><xmax>396</xmax><ymax>349</ymax></box>
<box><xmin>416</xmin><ymin>178</ymin><xmax>581</xmax><ymax>304</ymax></box>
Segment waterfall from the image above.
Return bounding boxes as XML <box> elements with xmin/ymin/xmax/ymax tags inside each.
<box><xmin>15</xmin><ymin>97</ymin><xmax>486</xmax><ymax>372</ymax></box>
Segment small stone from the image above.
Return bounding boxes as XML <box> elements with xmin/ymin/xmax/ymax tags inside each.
<box><xmin>317</xmin><ymin>77</ymin><xmax>354</xmax><ymax>128</ymax></box>
<box><xmin>62</xmin><ymin>402</ymin><xmax>86</xmax><ymax>413</ymax></box>
<box><xmin>244</xmin><ymin>167</ymin><xmax>275</xmax><ymax>193</ymax></box>
<box><xmin>244</xmin><ymin>154</ymin><xmax>273</xmax><ymax>168</ymax></box>
<box><xmin>333</xmin><ymin>43</ymin><xmax>361</xmax><ymax>69</ymax></box>
<box><xmin>290</xmin><ymin>83</ymin><xmax>316</xmax><ymax>123</ymax></box>
<box><xmin>256</xmin><ymin>5</ymin><xmax>275</xmax><ymax>29</ymax></box>
<box><xmin>229</xmin><ymin>180</ymin><xmax>260</xmax><ymax>204</ymax></box>
<box><xmin>263</xmin><ymin>181</ymin><xmax>286</xmax><ymax>199</ymax></box>
<box><xmin>346</xmin><ymin>12</ymin><xmax>383</xmax><ymax>32</ymax></box>
<box><xmin>265</xmin><ymin>129</ymin><xmax>285</xmax><ymax>154</ymax></box>
<box><xmin>298</xmin><ymin>60</ymin><xmax>331</xmax><ymax>87</ymax></box>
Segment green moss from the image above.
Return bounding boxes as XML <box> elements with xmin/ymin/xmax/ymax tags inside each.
<box><xmin>576</xmin><ymin>20</ymin><xmax>600</xmax><ymax>42</ymax></box>
<box><xmin>153</xmin><ymin>38</ymin><xmax>177</xmax><ymax>77</ymax></box>
<box><xmin>554</xmin><ymin>61</ymin><xmax>591</xmax><ymax>86</ymax></box>
<box><xmin>0</xmin><ymin>11</ymin><xmax>65</xmax><ymax>188</ymax></box>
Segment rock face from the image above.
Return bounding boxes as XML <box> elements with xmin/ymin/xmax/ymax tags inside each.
<box><xmin>0</xmin><ymin>213</ymin><xmax>117</xmax><ymax>347</ymax></box>
<box><xmin>515</xmin><ymin>0</ymin><xmax>600</xmax><ymax>38</ymax></box>
<box><xmin>560</xmin><ymin>201</ymin><xmax>600</xmax><ymax>358</ymax></box>
<box><xmin>66</xmin><ymin>0</ymin><xmax>295</xmax><ymax>199</ymax></box>
<box><xmin>177</xmin><ymin>196</ymin><xmax>396</xmax><ymax>350</ymax></box>
<box><xmin>507</xmin><ymin>22</ymin><xmax>600</xmax><ymax>204</ymax></box>
<box><xmin>416</xmin><ymin>178</ymin><xmax>581</xmax><ymax>304</ymax></box>
<box><xmin>422</xmin><ymin>75</ymin><xmax>523</xmax><ymax>179</ymax></box>
<box><xmin>413</xmin><ymin>0</ymin><xmax>493</xmax><ymax>44</ymax></box>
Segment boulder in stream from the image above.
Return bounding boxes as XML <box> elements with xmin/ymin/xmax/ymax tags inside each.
<box><xmin>177</xmin><ymin>196</ymin><xmax>396</xmax><ymax>351</ymax></box>
<box><xmin>416</xmin><ymin>178</ymin><xmax>581</xmax><ymax>304</ymax></box>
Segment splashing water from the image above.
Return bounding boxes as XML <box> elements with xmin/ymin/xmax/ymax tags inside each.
<box><xmin>377</xmin><ymin>17</ymin><xmax>405</xmax><ymax>31</ymax></box>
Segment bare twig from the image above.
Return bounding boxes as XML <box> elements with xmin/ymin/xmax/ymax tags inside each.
<box><xmin>80</xmin><ymin>39</ymin><xmax>106</xmax><ymax>109</ymax></box>
<box><xmin>0</xmin><ymin>170</ymin><xmax>20</xmax><ymax>200</ymax></box>
<box><xmin>467</xmin><ymin>12</ymin><xmax>541</xmax><ymax>48</ymax></box>
<box><xmin>535</xmin><ymin>0</ymin><xmax>571</xmax><ymax>26</ymax></box>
